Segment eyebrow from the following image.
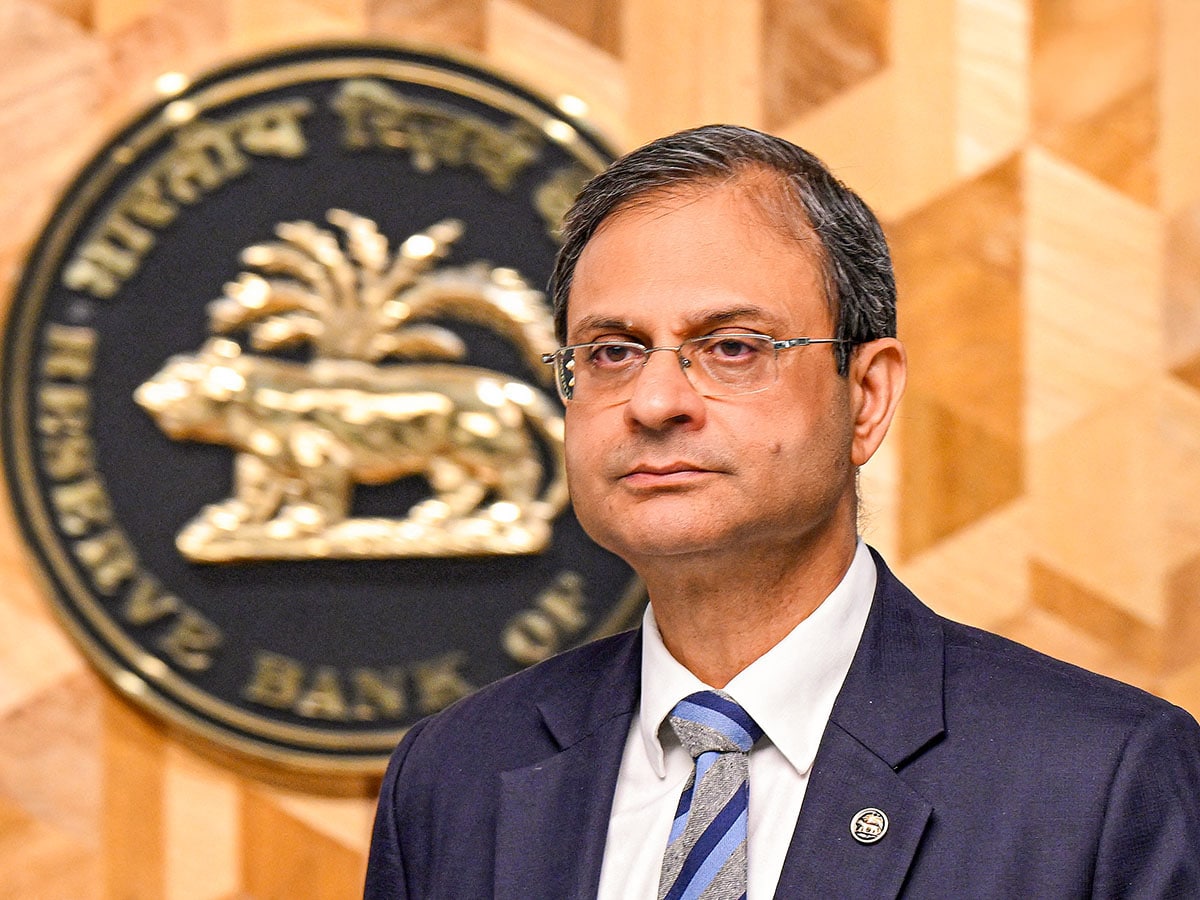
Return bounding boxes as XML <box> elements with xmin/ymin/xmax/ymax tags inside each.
<box><xmin>686</xmin><ymin>306</ymin><xmax>784</xmax><ymax>332</ymax></box>
<box><xmin>570</xmin><ymin>315</ymin><xmax>633</xmax><ymax>338</ymax></box>
<box><xmin>570</xmin><ymin>305</ymin><xmax>786</xmax><ymax>341</ymax></box>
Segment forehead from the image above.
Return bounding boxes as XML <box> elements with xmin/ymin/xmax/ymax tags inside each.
<box><xmin>566</xmin><ymin>183</ymin><xmax>829</xmax><ymax>337</ymax></box>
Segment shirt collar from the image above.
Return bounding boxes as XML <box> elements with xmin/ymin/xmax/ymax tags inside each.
<box><xmin>637</xmin><ymin>540</ymin><xmax>877</xmax><ymax>778</ymax></box>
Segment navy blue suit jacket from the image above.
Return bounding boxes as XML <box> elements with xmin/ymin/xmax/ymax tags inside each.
<box><xmin>365</xmin><ymin>552</ymin><xmax>1200</xmax><ymax>898</ymax></box>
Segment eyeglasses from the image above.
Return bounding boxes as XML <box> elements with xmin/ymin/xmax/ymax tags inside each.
<box><xmin>541</xmin><ymin>333</ymin><xmax>845</xmax><ymax>404</ymax></box>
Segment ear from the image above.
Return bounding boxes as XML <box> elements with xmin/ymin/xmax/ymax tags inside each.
<box><xmin>847</xmin><ymin>338</ymin><xmax>906</xmax><ymax>467</ymax></box>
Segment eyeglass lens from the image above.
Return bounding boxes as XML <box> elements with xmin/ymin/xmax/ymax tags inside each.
<box><xmin>559</xmin><ymin>335</ymin><xmax>778</xmax><ymax>402</ymax></box>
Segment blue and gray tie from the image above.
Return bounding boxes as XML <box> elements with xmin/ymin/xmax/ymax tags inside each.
<box><xmin>657</xmin><ymin>690</ymin><xmax>764</xmax><ymax>900</ymax></box>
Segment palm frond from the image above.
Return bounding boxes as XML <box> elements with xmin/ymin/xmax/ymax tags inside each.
<box><xmin>208</xmin><ymin>274</ymin><xmax>324</xmax><ymax>333</ymax></box>
<box><xmin>275</xmin><ymin>220</ymin><xmax>357</xmax><ymax>310</ymax></box>
<box><xmin>247</xmin><ymin>313</ymin><xmax>323</xmax><ymax>352</ymax></box>
<box><xmin>205</xmin><ymin>213</ymin><xmax>553</xmax><ymax>372</ymax></box>
<box><xmin>367</xmin><ymin>324</ymin><xmax>466</xmax><ymax>362</ymax></box>
<box><xmin>239</xmin><ymin>242</ymin><xmax>336</xmax><ymax>314</ymax></box>
<box><xmin>327</xmin><ymin>209</ymin><xmax>389</xmax><ymax>276</ymax></box>
<box><xmin>368</xmin><ymin>219</ymin><xmax>463</xmax><ymax>311</ymax></box>
<box><xmin>391</xmin><ymin>264</ymin><xmax>557</xmax><ymax>383</ymax></box>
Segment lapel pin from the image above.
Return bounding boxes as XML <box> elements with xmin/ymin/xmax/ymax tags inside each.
<box><xmin>850</xmin><ymin>807</ymin><xmax>888</xmax><ymax>844</ymax></box>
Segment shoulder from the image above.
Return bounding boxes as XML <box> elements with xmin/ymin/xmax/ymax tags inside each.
<box><xmin>855</xmin><ymin>548</ymin><xmax>1200</xmax><ymax>802</ymax></box>
<box><xmin>367</xmin><ymin>629</ymin><xmax>639</xmax><ymax>884</ymax></box>
<box><xmin>903</xmin><ymin>580</ymin><xmax>1199</xmax><ymax>792</ymax></box>
<box><xmin>424</xmin><ymin>627</ymin><xmax>638</xmax><ymax>728</ymax></box>
<box><xmin>939</xmin><ymin>618</ymin><xmax>1200</xmax><ymax>888</ymax></box>
<box><xmin>946</xmin><ymin>616</ymin><xmax>1200</xmax><ymax>765</ymax></box>
<box><xmin>861</xmin><ymin>555</ymin><xmax>1200</xmax><ymax>892</ymax></box>
<box><xmin>383</xmin><ymin>627</ymin><xmax>640</xmax><ymax>780</ymax></box>
<box><xmin>897</xmin><ymin>594</ymin><xmax>1200</xmax><ymax>765</ymax></box>
<box><xmin>941</xmin><ymin>617</ymin><xmax>1176</xmax><ymax>718</ymax></box>
<box><xmin>366</xmin><ymin>630</ymin><xmax>640</xmax><ymax>896</ymax></box>
<box><xmin>870</xmin><ymin>549</ymin><xmax>1193</xmax><ymax>735</ymax></box>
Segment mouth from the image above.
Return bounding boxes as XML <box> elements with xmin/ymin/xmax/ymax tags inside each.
<box><xmin>619</xmin><ymin>462</ymin><xmax>719</xmax><ymax>489</ymax></box>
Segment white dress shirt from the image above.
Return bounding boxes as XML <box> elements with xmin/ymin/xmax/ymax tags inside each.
<box><xmin>596</xmin><ymin>541</ymin><xmax>877</xmax><ymax>899</ymax></box>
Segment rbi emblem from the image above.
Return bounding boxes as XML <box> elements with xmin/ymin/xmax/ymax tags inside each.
<box><xmin>850</xmin><ymin>808</ymin><xmax>889</xmax><ymax>844</ymax></box>
<box><xmin>2</xmin><ymin>44</ymin><xmax>640</xmax><ymax>772</ymax></box>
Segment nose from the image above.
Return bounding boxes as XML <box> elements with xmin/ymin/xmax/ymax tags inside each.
<box><xmin>623</xmin><ymin>347</ymin><xmax>706</xmax><ymax>431</ymax></box>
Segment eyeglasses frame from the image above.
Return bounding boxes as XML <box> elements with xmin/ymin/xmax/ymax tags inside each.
<box><xmin>540</xmin><ymin>333</ymin><xmax>849</xmax><ymax>403</ymax></box>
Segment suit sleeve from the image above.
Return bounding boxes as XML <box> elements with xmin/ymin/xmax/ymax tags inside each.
<box><xmin>363</xmin><ymin>720</ymin><xmax>431</xmax><ymax>900</ymax></box>
<box><xmin>1090</xmin><ymin>703</ymin><xmax>1200</xmax><ymax>899</ymax></box>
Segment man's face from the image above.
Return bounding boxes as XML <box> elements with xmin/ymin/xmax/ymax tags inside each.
<box><xmin>562</xmin><ymin>183</ymin><xmax>860</xmax><ymax>570</ymax></box>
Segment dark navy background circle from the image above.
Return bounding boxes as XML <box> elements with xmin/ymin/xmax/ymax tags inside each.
<box><xmin>3</xmin><ymin>43</ymin><xmax>638</xmax><ymax>759</ymax></box>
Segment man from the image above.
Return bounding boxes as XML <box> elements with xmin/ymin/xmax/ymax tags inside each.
<box><xmin>365</xmin><ymin>125</ymin><xmax>1200</xmax><ymax>898</ymax></box>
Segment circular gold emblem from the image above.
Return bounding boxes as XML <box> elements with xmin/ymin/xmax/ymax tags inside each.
<box><xmin>1</xmin><ymin>43</ymin><xmax>639</xmax><ymax>772</ymax></box>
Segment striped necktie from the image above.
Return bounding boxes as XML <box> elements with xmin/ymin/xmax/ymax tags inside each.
<box><xmin>657</xmin><ymin>690</ymin><xmax>763</xmax><ymax>900</ymax></box>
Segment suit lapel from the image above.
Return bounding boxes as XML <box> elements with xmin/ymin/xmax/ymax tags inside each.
<box><xmin>774</xmin><ymin>727</ymin><xmax>933</xmax><ymax>896</ymax></box>
<box><xmin>776</xmin><ymin>550</ymin><xmax>946</xmax><ymax>898</ymax></box>
<box><xmin>494</xmin><ymin>631</ymin><xmax>641</xmax><ymax>900</ymax></box>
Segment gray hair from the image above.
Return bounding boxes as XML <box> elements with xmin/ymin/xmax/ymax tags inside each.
<box><xmin>550</xmin><ymin>124</ymin><xmax>895</xmax><ymax>375</ymax></box>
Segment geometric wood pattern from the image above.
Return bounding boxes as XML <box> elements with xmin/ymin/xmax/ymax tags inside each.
<box><xmin>1</xmin><ymin>0</ymin><xmax>1197</xmax><ymax>896</ymax></box>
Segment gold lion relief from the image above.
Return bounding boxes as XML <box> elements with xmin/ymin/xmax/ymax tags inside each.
<box><xmin>134</xmin><ymin>211</ymin><xmax>567</xmax><ymax>562</ymax></box>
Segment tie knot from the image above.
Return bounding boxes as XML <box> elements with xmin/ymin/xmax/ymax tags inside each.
<box><xmin>667</xmin><ymin>690</ymin><xmax>763</xmax><ymax>757</ymax></box>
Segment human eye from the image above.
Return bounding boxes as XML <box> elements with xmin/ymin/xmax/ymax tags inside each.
<box><xmin>699</xmin><ymin>334</ymin><xmax>767</xmax><ymax>363</ymax></box>
<box><xmin>584</xmin><ymin>342</ymin><xmax>642</xmax><ymax>369</ymax></box>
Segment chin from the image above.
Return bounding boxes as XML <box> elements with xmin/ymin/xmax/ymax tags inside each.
<box><xmin>579</xmin><ymin>515</ymin><xmax>726</xmax><ymax>562</ymax></box>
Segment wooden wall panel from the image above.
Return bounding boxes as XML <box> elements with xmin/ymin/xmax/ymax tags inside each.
<box><xmin>1161</xmin><ymin>0</ymin><xmax>1200</xmax><ymax>213</ymax></box>
<box><xmin>761</xmin><ymin>0</ymin><xmax>887</xmax><ymax>129</ymax></box>
<box><xmin>955</xmin><ymin>0</ymin><xmax>1028</xmax><ymax>175</ymax></box>
<box><xmin>623</xmin><ymin>0</ymin><xmax>763</xmax><ymax>140</ymax></box>
<box><xmin>0</xmin><ymin>0</ymin><xmax>1197</xmax><ymax>896</ymax></box>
